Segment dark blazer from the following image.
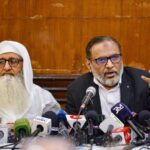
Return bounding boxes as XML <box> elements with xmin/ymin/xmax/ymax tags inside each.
<box><xmin>66</xmin><ymin>67</ymin><xmax>150</xmax><ymax>116</ymax></box>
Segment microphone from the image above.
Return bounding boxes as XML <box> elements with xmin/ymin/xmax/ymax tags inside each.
<box><xmin>79</xmin><ymin>87</ymin><xmax>96</xmax><ymax>114</ymax></box>
<box><xmin>31</xmin><ymin>116</ymin><xmax>51</xmax><ymax>137</ymax></box>
<box><xmin>101</xmin><ymin>124</ymin><xmax>114</xmax><ymax>147</ymax></box>
<box><xmin>42</xmin><ymin>111</ymin><xmax>59</xmax><ymax>134</ymax></box>
<box><xmin>14</xmin><ymin>118</ymin><xmax>31</xmax><ymax>140</ymax></box>
<box><xmin>66</xmin><ymin>114</ymin><xmax>87</xmax><ymax>145</ymax></box>
<box><xmin>66</xmin><ymin>115</ymin><xmax>86</xmax><ymax>130</ymax></box>
<box><xmin>85</xmin><ymin>110</ymin><xmax>100</xmax><ymax>136</ymax></box>
<box><xmin>138</xmin><ymin>110</ymin><xmax>150</xmax><ymax>127</ymax></box>
<box><xmin>11</xmin><ymin>118</ymin><xmax>31</xmax><ymax>150</ymax></box>
<box><xmin>56</xmin><ymin>110</ymin><xmax>69</xmax><ymax>137</ymax></box>
<box><xmin>99</xmin><ymin>113</ymin><xmax>124</xmax><ymax>133</ymax></box>
<box><xmin>0</xmin><ymin>124</ymin><xmax>8</xmax><ymax>144</ymax></box>
<box><xmin>112</xmin><ymin>127</ymin><xmax>131</xmax><ymax>145</ymax></box>
<box><xmin>42</xmin><ymin>111</ymin><xmax>58</xmax><ymax>127</ymax></box>
<box><xmin>106</xmin><ymin>124</ymin><xmax>114</xmax><ymax>135</ymax></box>
<box><xmin>111</xmin><ymin>102</ymin><xmax>145</xmax><ymax>139</ymax></box>
<box><xmin>57</xmin><ymin>110</ymin><xmax>68</xmax><ymax>127</ymax></box>
<box><xmin>85</xmin><ymin>110</ymin><xmax>100</xmax><ymax>125</ymax></box>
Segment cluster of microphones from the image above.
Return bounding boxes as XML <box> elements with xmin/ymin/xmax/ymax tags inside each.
<box><xmin>1</xmin><ymin>86</ymin><xmax>150</xmax><ymax>149</ymax></box>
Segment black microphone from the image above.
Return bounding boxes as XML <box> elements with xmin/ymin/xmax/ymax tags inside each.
<box><xmin>85</xmin><ymin>110</ymin><xmax>100</xmax><ymax>136</ymax></box>
<box><xmin>66</xmin><ymin>114</ymin><xmax>87</xmax><ymax>145</ymax></box>
<box><xmin>137</xmin><ymin>110</ymin><xmax>150</xmax><ymax>134</ymax></box>
<box><xmin>138</xmin><ymin>110</ymin><xmax>150</xmax><ymax>127</ymax></box>
<box><xmin>42</xmin><ymin>111</ymin><xmax>59</xmax><ymax>135</ymax></box>
<box><xmin>79</xmin><ymin>87</ymin><xmax>96</xmax><ymax>114</ymax></box>
<box><xmin>85</xmin><ymin>110</ymin><xmax>100</xmax><ymax>125</ymax></box>
<box><xmin>111</xmin><ymin>102</ymin><xmax>145</xmax><ymax>139</ymax></box>
<box><xmin>102</xmin><ymin>124</ymin><xmax>114</xmax><ymax>147</ymax></box>
<box><xmin>42</xmin><ymin>111</ymin><xmax>58</xmax><ymax>127</ymax></box>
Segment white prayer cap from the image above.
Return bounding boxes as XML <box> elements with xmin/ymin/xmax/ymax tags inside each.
<box><xmin>0</xmin><ymin>44</ymin><xmax>21</xmax><ymax>56</ymax></box>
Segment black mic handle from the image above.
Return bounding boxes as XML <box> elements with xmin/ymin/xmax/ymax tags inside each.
<box><xmin>127</xmin><ymin>120</ymin><xmax>145</xmax><ymax>139</ymax></box>
<box><xmin>31</xmin><ymin>127</ymin><xmax>43</xmax><ymax>137</ymax></box>
<box><xmin>87</xmin><ymin>120</ymin><xmax>94</xmax><ymax>136</ymax></box>
<box><xmin>78</xmin><ymin>104</ymin><xmax>89</xmax><ymax>115</ymax></box>
<box><xmin>18</xmin><ymin>129</ymin><xmax>27</xmax><ymax>140</ymax></box>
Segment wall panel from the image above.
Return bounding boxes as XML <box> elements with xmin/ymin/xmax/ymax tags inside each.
<box><xmin>0</xmin><ymin>0</ymin><xmax>149</xmax><ymax>75</ymax></box>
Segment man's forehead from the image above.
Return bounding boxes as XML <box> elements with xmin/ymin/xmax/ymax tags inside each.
<box><xmin>94</xmin><ymin>40</ymin><xmax>119</xmax><ymax>49</ymax></box>
<box><xmin>0</xmin><ymin>52</ymin><xmax>22</xmax><ymax>59</ymax></box>
<box><xmin>90</xmin><ymin>40</ymin><xmax>120</xmax><ymax>59</ymax></box>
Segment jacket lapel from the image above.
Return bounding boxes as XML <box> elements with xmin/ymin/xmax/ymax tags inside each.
<box><xmin>120</xmin><ymin>71</ymin><xmax>134</xmax><ymax>107</ymax></box>
<box><xmin>87</xmin><ymin>75</ymin><xmax>102</xmax><ymax>115</ymax></box>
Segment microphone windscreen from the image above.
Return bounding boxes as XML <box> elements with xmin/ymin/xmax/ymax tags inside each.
<box><xmin>111</xmin><ymin>102</ymin><xmax>133</xmax><ymax>124</ymax></box>
<box><xmin>57</xmin><ymin>110</ymin><xmax>68</xmax><ymax>127</ymax></box>
<box><xmin>85</xmin><ymin>110</ymin><xmax>100</xmax><ymax>125</ymax></box>
<box><xmin>42</xmin><ymin>111</ymin><xmax>58</xmax><ymax>127</ymax></box>
<box><xmin>14</xmin><ymin>118</ymin><xmax>31</xmax><ymax>138</ymax></box>
<box><xmin>86</xmin><ymin>86</ymin><xmax>96</xmax><ymax>95</ymax></box>
<box><xmin>138</xmin><ymin>110</ymin><xmax>150</xmax><ymax>126</ymax></box>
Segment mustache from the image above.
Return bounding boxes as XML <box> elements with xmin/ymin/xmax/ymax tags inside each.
<box><xmin>1</xmin><ymin>73</ymin><xmax>15</xmax><ymax>76</ymax></box>
<box><xmin>104</xmin><ymin>70</ymin><xmax>118</xmax><ymax>74</ymax></box>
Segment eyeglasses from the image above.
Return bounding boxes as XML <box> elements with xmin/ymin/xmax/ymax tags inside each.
<box><xmin>0</xmin><ymin>58</ymin><xmax>23</xmax><ymax>68</ymax></box>
<box><xmin>91</xmin><ymin>54</ymin><xmax>122</xmax><ymax>65</ymax></box>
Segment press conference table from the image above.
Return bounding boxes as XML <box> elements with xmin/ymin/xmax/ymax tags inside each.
<box><xmin>76</xmin><ymin>145</ymin><xmax>127</xmax><ymax>150</ymax></box>
<box><xmin>1</xmin><ymin>143</ymin><xmax>149</xmax><ymax>150</ymax></box>
<box><xmin>77</xmin><ymin>145</ymin><xmax>150</xmax><ymax>150</ymax></box>
<box><xmin>0</xmin><ymin>144</ymin><xmax>128</xmax><ymax>150</ymax></box>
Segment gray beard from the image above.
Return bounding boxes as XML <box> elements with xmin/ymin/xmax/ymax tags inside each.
<box><xmin>91</xmin><ymin>64</ymin><xmax>123</xmax><ymax>87</ymax></box>
<box><xmin>0</xmin><ymin>74</ymin><xmax>30</xmax><ymax>121</ymax></box>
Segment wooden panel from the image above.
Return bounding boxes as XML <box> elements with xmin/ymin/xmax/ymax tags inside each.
<box><xmin>29</xmin><ymin>19</ymin><xmax>82</xmax><ymax>74</ymax></box>
<box><xmin>120</xmin><ymin>19</ymin><xmax>142</xmax><ymax>66</ymax></box>
<box><xmin>0</xmin><ymin>0</ymin><xmax>82</xmax><ymax>18</ymax></box>
<box><xmin>82</xmin><ymin>0</ymin><xmax>121</xmax><ymax>17</ymax></box>
<box><xmin>122</xmin><ymin>0</ymin><xmax>150</xmax><ymax>17</ymax></box>
<box><xmin>0</xmin><ymin>18</ymin><xmax>82</xmax><ymax>74</ymax></box>
<box><xmin>120</xmin><ymin>18</ymin><xmax>150</xmax><ymax>69</ymax></box>
<box><xmin>0</xmin><ymin>0</ymin><xmax>149</xmax><ymax>75</ymax></box>
<box><xmin>136</xmin><ymin>18</ymin><xmax>150</xmax><ymax>69</ymax></box>
<box><xmin>33</xmin><ymin>74</ymin><xmax>78</xmax><ymax>104</ymax></box>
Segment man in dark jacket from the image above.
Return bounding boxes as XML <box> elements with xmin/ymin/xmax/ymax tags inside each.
<box><xmin>66</xmin><ymin>36</ymin><xmax>150</xmax><ymax>119</ymax></box>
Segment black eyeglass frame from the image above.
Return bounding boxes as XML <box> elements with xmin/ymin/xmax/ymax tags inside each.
<box><xmin>90</xmin><ymin>53</ymin><xmax>122</xmax><ymax>65</ymax></box>
<box><xmin>0</xmin><ymin>58</ymin><xmax>23</xmax><ymax>68</ymax></box>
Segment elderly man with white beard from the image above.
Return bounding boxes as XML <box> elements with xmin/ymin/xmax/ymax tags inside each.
<box><xmin>0</xmin><ymin>41</ymin><xmax>60</xmax><ymax>124</ymax></box>
<box><xmin>66</xmin><ymin>36</ymin><xmax>150</xmax><ymax>118</ymax></box>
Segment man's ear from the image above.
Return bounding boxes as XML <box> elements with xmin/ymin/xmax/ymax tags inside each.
<box><xmin>86</xmin><ymin>59</ymin><xmax>92</xmax><ymax>72</ymax></box>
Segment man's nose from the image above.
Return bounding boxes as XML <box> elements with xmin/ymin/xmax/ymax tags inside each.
<box><xmin>105</xmin><ymin>59</ymin><xmax>114</xmax><ymax>68</ymax></box>
<box><xmin>3</xmin><ymin>61</ymin><xmax>11</xmax><ymax>70</ymax></box>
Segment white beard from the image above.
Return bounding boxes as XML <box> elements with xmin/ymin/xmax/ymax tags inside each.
<box><xmin>91</xmin><ymin>64</ymin><xmax>124</xmax><ymax>87</ymax></box>
<box><xmin>0</xmin><ymin>75</ymin><xmax>30</xmax><ymax>122</ymax></box>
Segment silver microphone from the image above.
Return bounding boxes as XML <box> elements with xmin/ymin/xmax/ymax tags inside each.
<box><xmin>80</xmin><ymin>86</ymin><xmax>96</xmax><ymax>111</ymax></box>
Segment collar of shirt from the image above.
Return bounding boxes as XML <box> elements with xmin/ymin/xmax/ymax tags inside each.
<box><xmin>93</xmin><ymin>76</ymin><xmax>122</xmax><ymax>118</ymax></box>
